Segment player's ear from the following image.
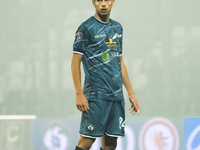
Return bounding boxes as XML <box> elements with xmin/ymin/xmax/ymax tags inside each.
<box><xmin>112</xmin><ymin>0</ymin><xmax>115</xmax><ymax>7</ymax></box>
<box><xmin>92</xmin><ymin>0</ymin><xmax>95</xmax><ymax>7</ymax></box>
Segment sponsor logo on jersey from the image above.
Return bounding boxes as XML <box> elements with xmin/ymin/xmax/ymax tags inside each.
<box><xmin>94</xmin><ymin>34</ymin><xmax>106</xmax><ymax>38</ymax></box>
<box><xmin>112</xmin><ymin>33</ymin><xmax>122</xmax><ymax>40</ymax></box>
<box><xmin>139</xmin><ymin>117</ymin><xmax>179</xmax><ymax>150</ymax></box>
<box><xmin>185</xmin><ymin>118</ymin><xmax>200</xmax><ymax>150</ymax></box>
<box><xmin>106</xmin><ymin>38</ymin><xmax>117</xmax><ymax>51</ymax></box>
<box><xmin>102</xmin><ymin>38</ymin><xmax>118</xmax><ymax>62</ymax></box>
<box><xmin>111</xmin><ymin>52</ymin><xmax>120</xmax><ymax>58</ymax></box>
<box><xmin>43</xmin><ymin>126</ymin><xmax>68</xmax><ymax>150</ymax></box>
<box><xmin>102</xmin><ymin>51</ymin><xmax>110</xmax><ymax>62</ymax></box>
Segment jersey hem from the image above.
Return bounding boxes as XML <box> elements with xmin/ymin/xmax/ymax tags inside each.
<box><xmin>80</xmin><ymin>134</ymin><xmax>102</xmax><ymax>139</ymax></box>
<box><xmin>80</xmin><ymin>133</ymin><xmax>124</xmax><ymax>138</ymax></box>
<box><xmin>105</xmin><ymin>132</ymin><xmax>124</xmax><ymax>137</ymax></box>
<box><xmin>87</xmin><ymin>98</ymin><xmax>124</xmax><ymax>102</ymax></box>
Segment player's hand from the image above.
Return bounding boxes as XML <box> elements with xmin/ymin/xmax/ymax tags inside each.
<box><xmin>76</xmin><ymin>93</ymin><xmax>89</xmax><ymax>113</ymax></box>
<box><xmin>129</xmin><ymin>94</ymin><xmax>140</xmax><ymax>115</ymax></box>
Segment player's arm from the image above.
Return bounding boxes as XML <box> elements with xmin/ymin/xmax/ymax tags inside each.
<box><xmin>71</xmin><ymin>53</ymin><xmax>89</xmax><ymax>112</ymax></box>
<box><xmin>120</xmin><ymin>56</ymin><xmax>140</xmax><ymax>115</ymax></box>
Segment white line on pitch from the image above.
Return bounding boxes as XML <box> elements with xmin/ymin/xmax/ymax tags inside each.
<box><xmin>0</xmin><ymin>115</ymin><xmax>37</xmax><ymax>120</ymax></box>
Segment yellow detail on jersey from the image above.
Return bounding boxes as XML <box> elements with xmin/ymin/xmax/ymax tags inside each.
<box><xmin>106</xmin><ymin>39</ymin><xmax>116</xmax><ymax>44</ymax></box>
<box><xmin>106</xmin><ymin>38</ymin><xmax>117</xmax><ymax>51</ymax></box>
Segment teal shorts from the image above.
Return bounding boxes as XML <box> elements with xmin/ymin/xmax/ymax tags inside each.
<box><xmin>79</xmin><ymin>100</ymin><xmax>125</xmax><ymax>138</ymax></box>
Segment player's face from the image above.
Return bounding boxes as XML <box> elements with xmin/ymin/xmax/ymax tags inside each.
<box><xmin>92</xmin><ymin>0</ymin><xmax>115</xmax><ymax>17</ymax></box>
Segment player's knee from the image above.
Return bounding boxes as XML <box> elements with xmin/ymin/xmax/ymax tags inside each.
<box><xmin>105</xmin><ymin>140</ymin><xmax>117</xmax><ymax>150</ymax></box>
<box><xmin>77</xmin><ymin>137</ymin><xmax>95</xmax><ymax>150</ymax></box>
<box><xmin>104</xmin><ymin>145</ymin><xmax>117</xmax><ymax>150</ymax></box>
<box><xmin>106</xmin><ymin>145</ymin><xmax>117</xmax><ymax>150</ymax></box>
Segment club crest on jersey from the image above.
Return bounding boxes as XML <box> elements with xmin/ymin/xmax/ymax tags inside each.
<box><xmin>76</xmin><ymin>31</ymin><xmax>83</xmax><ymax>40</ymax></box>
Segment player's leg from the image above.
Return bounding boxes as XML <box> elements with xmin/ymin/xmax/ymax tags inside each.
<box><xmin>100</xmin><ymin>101</ymin><xmax>125</xmax><ymax>150</ymax></box>
<box><xmin>101</xmin><ymin>134</ymin><xmax>118</xmax><ymax>150</ymax></box>
<box><xmin>75</xmin><ymin>135</ymin><xmax>95</xmax><ymax>150</ymax></box>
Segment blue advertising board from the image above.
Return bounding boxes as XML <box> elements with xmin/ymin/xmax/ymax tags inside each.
<box><xmin>185</xmin><ymin>118</ymin><xmax>200</xmax><ymax>150</ymax></box>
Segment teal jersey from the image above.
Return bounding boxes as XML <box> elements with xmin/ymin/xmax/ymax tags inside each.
<box><xmin>73</xmin><ymin>16</ymin><xmax>124</xmax><ymax>101</ymax></box>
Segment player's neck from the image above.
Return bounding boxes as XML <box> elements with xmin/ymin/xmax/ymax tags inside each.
<box><xmin>94</xmin><ymin>13</ymin><xmax>110</xmax><ymax>23</ymax></box>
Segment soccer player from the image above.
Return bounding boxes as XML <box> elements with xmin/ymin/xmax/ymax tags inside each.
<box><xmin>71</xmin><ymin>0</ymin><xmax>140</xmax><ymax>150</ymax></box>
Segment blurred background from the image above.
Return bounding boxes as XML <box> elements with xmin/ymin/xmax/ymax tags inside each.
<box><xmin>0</xmin><ymin>0</ymin><xmax>200</xmax><ymax>149</ymax></box>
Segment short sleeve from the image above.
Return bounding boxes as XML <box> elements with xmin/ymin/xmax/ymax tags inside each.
<box><xmin>73</xmin><ymin>25</ymin><xmax>90</xmax><ymax>55</ymax></box>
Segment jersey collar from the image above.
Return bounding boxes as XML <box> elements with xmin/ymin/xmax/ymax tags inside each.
<box><xmin>93</xmin><ymin>16</ymin><xmax>109</xmax><ymax>25</ymax></box>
